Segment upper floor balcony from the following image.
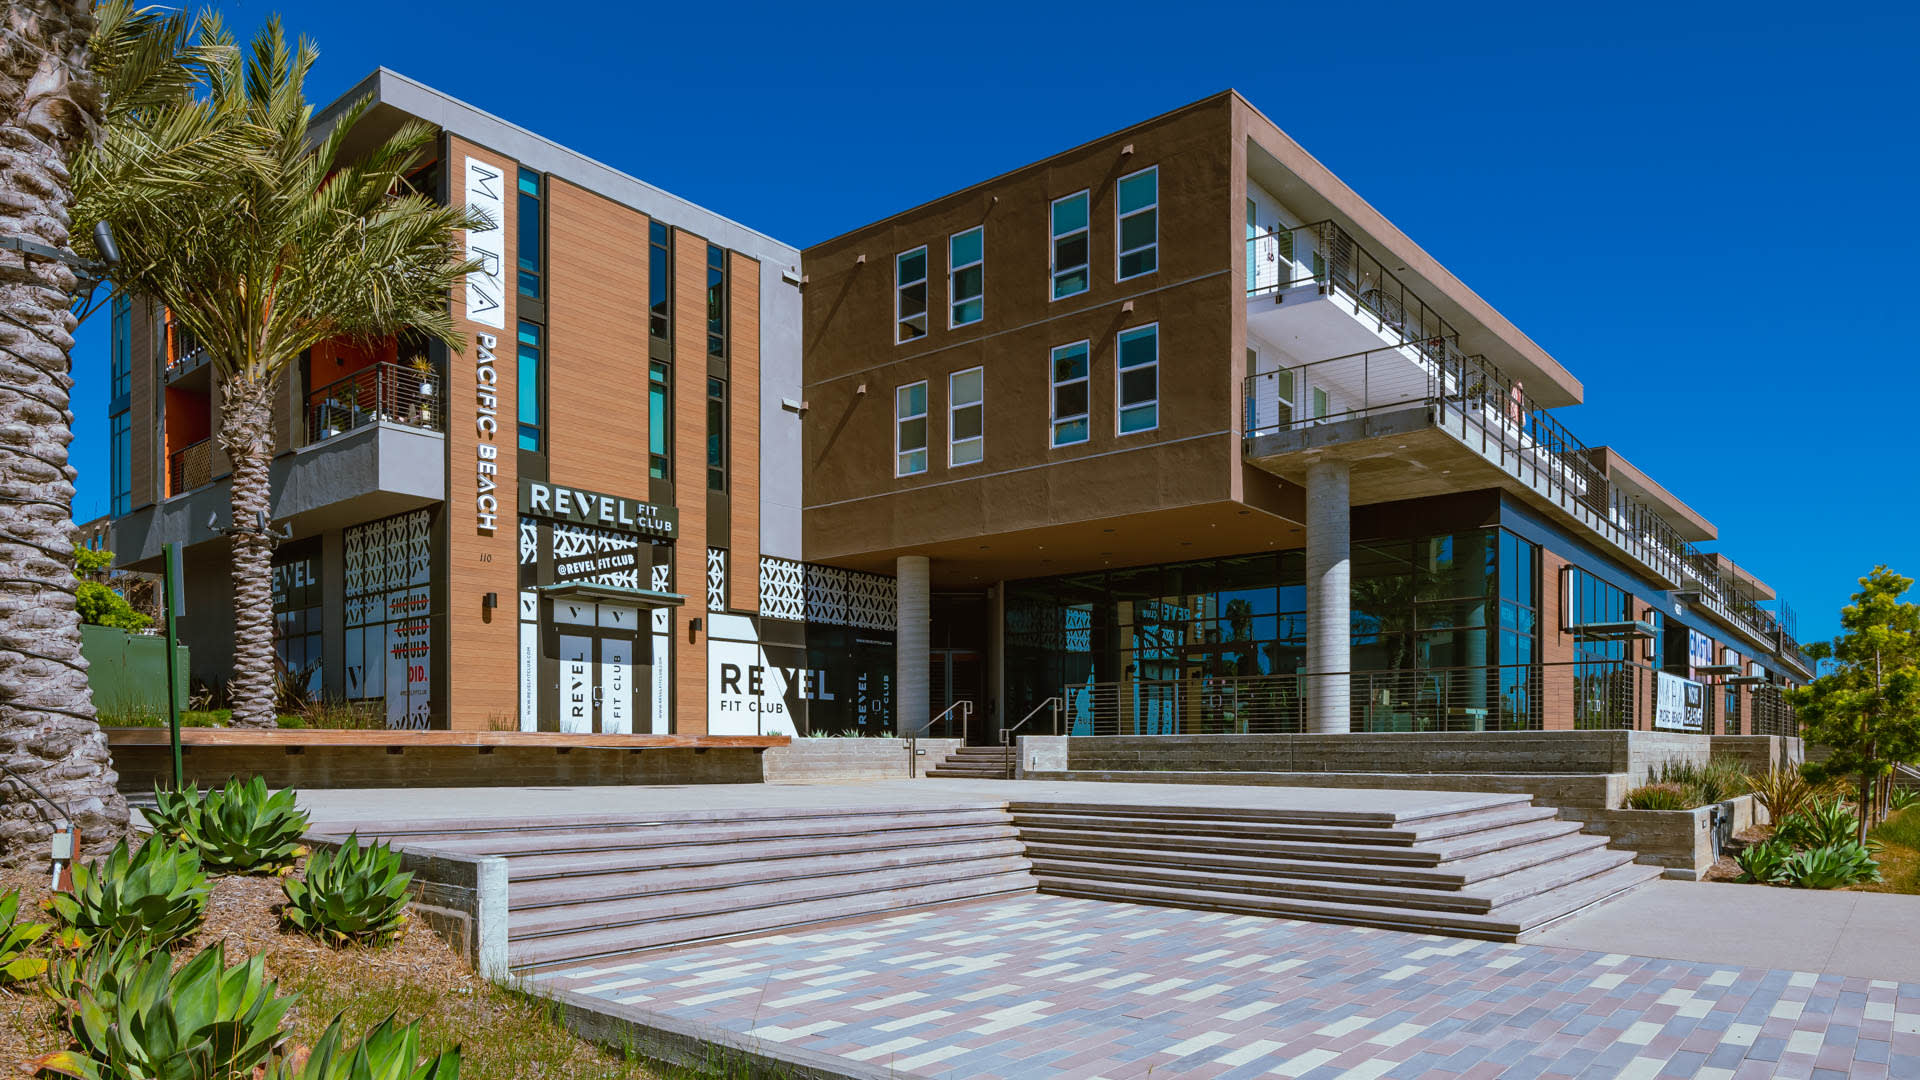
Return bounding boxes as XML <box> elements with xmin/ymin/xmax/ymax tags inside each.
<box><xmin>1246</xmin><ymin>220</ymin><xmax>1464</xmax><ymax>372</ymax></box>
<box><xmin>307</xmin><ymin>361</ymin><xmax>443</xmax><ymax>442</ymax></box>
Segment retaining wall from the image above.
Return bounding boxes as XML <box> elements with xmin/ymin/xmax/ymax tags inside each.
<box><xmin>761</xmin><ymin>738</ymin><xmax>962</xmax><ymax>782</ymax></box>
<box><xmin>1564</xmin><ymin>794</ymin><xmax>1769</xmax><ymax>881</ymax></box>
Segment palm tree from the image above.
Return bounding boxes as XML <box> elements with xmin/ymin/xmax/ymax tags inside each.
<box><xmin>73</xmin><ymin>17</ymin><xmax>482</xmax><ymax>726</ymax></box>
<box><xmin>0</xmin><ymin>1</ymin><xmax>214</xmax><ymax>861</ymax></box>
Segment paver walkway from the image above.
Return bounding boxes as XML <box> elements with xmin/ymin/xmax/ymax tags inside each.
<box><xmin>538</xmin><ymin>895</ymin><xmax>1920</xmax><ymax>1079</ymax></box>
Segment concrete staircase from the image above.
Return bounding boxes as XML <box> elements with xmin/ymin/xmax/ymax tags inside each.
<box><xmin>926</xmin><ymin>744</ymin><xmax>1015</xmax><ymax>779</ymax></box>
<box><xmin>337</xmin><ymin>805</ymin><xmax>1037</xmax><ymax>975</ymax></box>
<box><xmin>1010</xmin><ymin>795</ymin><xmax>1661</xmax><ymax>941</ymax></box>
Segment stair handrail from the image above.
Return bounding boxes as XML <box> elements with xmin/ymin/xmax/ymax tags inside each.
<box><xmin>906</xmin><ymin>700</ymin><xmax>974</xmax><ymax>778</ymax></box>
<box><xmin>998</xmin><ymin>696</ymin><xmax>1062</xmax><ymax>779</ymax></box>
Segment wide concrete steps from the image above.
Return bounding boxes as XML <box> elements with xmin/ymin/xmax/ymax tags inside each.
<box><xmin>927</xmin><ymin>745</ymin><xmax>1014</xmax><ymax>779</ymax></box>
<box><xmin>1009</xmin><ymin>799</ymin><xmax>1659</xmax><ymax>941</ymax></box>
<box><xmin>494</xmin><ymin>805</ymin><xmax>1037</xmax><ymax>973</ymax></box>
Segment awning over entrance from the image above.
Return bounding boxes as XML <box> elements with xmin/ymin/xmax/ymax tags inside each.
<box><xmin>1569</xmin><ymin>619</ymin><xmax>1658</xmax><ymax>641</ymax></box>
<box><xmin>536</xmin><ymin>582</ymin><xmax>687</xmax><ymax>608</ymax></box>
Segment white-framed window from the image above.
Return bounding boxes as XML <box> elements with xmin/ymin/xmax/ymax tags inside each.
<box><xmin>1050</xmin><ymin>191</ymin><xmax>1090</xmax><ymax>300</ymax></box>
<box><xmin>1050</xmin><ymin>341</ymin><xmax>1090</xmax><ymax>447</ymax></box>
<box><xmin>949</xmin><ymin>366</ymin><xmax>984</xmax><ymax>466</ymax></box>
<box><xmin>1117</xmin><ymin>166</ymin><xmax>1158</xmax><ymax>281</ymax></box>
<box><xmin>949</xmin><ymin>227</ymin><xmax>984</xmax><ymax>327</ymax></box>
<box><xmin>1116</xmin><ymin>323</ymin><xmax>1158</xmax><ymax>435</ymax></box>
<box><xmin>896</xmin><ymin>246</ymin><xmax>928</xmax><ymax>343</ymax></box>
<box><xmin>1311</xmin><ymin>384</ymin><xmax>1330</xmax><ymax>422</ymax></box>
<box><xmin>896</xmin><ymin>380</ymin><xmax>928</xmax><ymax>475</ymax></box>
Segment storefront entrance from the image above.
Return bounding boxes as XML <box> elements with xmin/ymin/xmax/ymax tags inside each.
<box><xmin>545</xmin><ymin>599</ymin><xmax>651</xmax><ymax>734</ymax></box>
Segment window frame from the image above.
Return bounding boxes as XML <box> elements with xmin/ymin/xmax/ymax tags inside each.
<box><xmin>648</xmin><ymin>222</ymin><xmax>671</xmax><ymax>342</ymax></box>
<box><xmin>895</xmin><ymin>379</ymin><xmax>929</xmax><ymax>477</ymax></box>
<box><xmin>1049</xmin><ymin>190</ymin><xmax>1091</xmax><ymax>302</ymax></box>
<box><xmin>1049</xmin><ymin>340</ymin><xmax>1092</xmax><ymax>448</ymax></box>
<box><xmin>1115</xmin><ymin>323</ymin><xmax>1160</xmax><ymax>437</ymax></box>
<box><xmin>1115</xmin><ymin>165</ymin><xmax>1159</xmax><ymax>282</ymax></box>
<box><xmin>895</xmin><ymin>245</ymin><xmax>929</xmax><ymax>344</ymax></box>
<box><xmin>516</xmin><ymin>320</ymin><xmax>544</xmax><ymax>452</ymax></box>
<box><xmin>516</xmin><ymin>168</ymin><xmax>543</xmax><ymax>299</ymax></box>
<box><xmin>948</xmin><ymin>366</ymin><xmax>984</xmax><ymax>468</ymax></box>
<box><xmin>948</xmin><ymin>226</ymin><xmax>984</xmax><ymax>328</ymax></box>
<box><xmin>706</xmin><ymin>377</ymin><xmax>726</xmax><ymax>490</ymax></box>
<box><xmin>706</xmin><ymin>244</ymin><xmax>728</xmax><ymax>359</ymax></box>
<box><xmin>648</xmin><ymin>360</ymin><xmax>670</xmax><ymax>480</ymax></box>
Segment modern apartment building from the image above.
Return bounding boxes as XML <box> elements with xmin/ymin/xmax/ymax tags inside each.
<box><xmin>104</xmin><ymin>78</ymin><xmax>1809</xmax><ymax>739</ymax></box>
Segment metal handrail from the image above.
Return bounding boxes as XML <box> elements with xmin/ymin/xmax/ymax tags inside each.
<box><xmin>906</xmin><ymin>700</ymin><xmax>973</xmax><ymax>778</ymax></box>
<box><xmin>307</xmin><ymin>362</ymin><xmax>443</xmax><ymax>442</ymax></box>
<box><xmin>999</xmin><ymin>696</ymin><xmax>1063</xmax><ymax>778</ymax></box>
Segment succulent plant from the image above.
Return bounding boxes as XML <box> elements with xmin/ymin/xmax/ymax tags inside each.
<box><xmin>1780</xmin><ymin>842</ymin><xmax>1880</xmax><ymax>890</ymax></box>
<box><xmin>42</xmin><ymin>933</ymin><xmax>155</xmax><ymax>1023</ymax></box>
<box><xmin>0</xmin><ymin>889</ymin><xmax>49</xmax><ymax>989</ymax></box>
<box><xmin>281</xmin><ymin>834</ymin><xmax>413</xmax><ymax>947</ymax></box>
<box><xmin>189</xmin><ymin>776</ymin><xmax>311</xmax><ymax>874</ymax></box>
<box><xmin>1774</xmin><ymin>798</ymin><xmax>1861</xmax><ymax>850</ymax></box>
<box><xmin>46</xmin><ymin>838</ymin><xmax>208</xmax><ymax>949</ymax></box>
<box><xmin>29</xmin><ymin>941</ymin><xmax>293</xmax><ymax>1080</ymax></box>
<box><xmin>1733</xmin><ymin>838</ymin><xmax>1792</xmax><ymax>885</ymax></box>
<box><xmin>271</xmin><ymin>1012</ymin><xmax>461</xmax><ymax>1080</ymax></box>
<box><xmin>142</xmin><ymin>783</ymin><xmax>202</xmax><ymax>845</ymax></box>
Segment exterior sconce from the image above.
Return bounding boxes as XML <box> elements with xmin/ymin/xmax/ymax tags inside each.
<box><xmin>688</xmin><ymin>617</ymin><xmax>703</xmax><ymax>643</ymax></box>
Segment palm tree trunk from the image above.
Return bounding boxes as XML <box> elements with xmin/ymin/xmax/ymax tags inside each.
<box><xmin>220</xmin><ymin>381</ymin><xmax>277</xmax><ymax>727</ymax></box>
<box><xmin>0</xmin><ymin>0</ymin><xmax>131</xmax><ymax>861</ymax></box>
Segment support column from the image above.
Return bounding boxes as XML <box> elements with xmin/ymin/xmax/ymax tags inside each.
<box><xmin>1305</xmin><ymin>461</ymin><xmax>1351</xmax><ymax>733</ymax></box>
<box><xmin>896</xmin><ymin>555</ymin><xmax>930</xmax><ymax>736</ymax></box>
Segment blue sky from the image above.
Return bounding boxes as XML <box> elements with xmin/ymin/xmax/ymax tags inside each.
<box><xmin>68</xmin><ymin>0</ymin><xmax>1918</xmax><ymax>645</ymax></box>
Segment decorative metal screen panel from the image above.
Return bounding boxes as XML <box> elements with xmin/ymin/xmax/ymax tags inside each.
<box><xmin>707</xmin><ymin>548</ymin><xmax>728</xmax><ymax>612</ymax></box>
<box><xmin>343</xmin><ymin>508</ymin><xmax>434</xmax><ymax>729</ymax></box>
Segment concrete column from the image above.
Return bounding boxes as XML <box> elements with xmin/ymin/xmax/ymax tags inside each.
<box><xmin>896</xmin><ymin>555</ymin><xmax>931</xmax><ymax>736</ymax></box>
<box><xmin>1305</xmin><ymin>461</ymin><xmax>1351</xmax><ymax>733</ymax></box>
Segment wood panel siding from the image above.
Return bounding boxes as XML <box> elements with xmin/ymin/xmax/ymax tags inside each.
<box><xmin>547</xmin><ymin>179</ymin><xmax>650</xmax><ymax>495</ymax></box>
<box><xmin>443</xmin><ymin>135</ymin><xmax>519</xmax><ymax>731</ymax></box>
<box><xmin>727</xmin><ymin>251</ymin><xmax>760</xmax><ymax>612</ymax></box>
<box><xmin>672</xmin><ymin>229</ymin><xmax>710</xmax><ymax>734</ymax></box>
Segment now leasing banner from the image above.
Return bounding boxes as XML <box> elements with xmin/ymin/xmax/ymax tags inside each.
<box><xmin>1655</xmin><ymin>671</ymin><xmax>1706</xmax><ymax>732</ymax></box>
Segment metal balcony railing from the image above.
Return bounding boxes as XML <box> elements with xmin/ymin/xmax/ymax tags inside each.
<box><xmin>1054</xmin><ymin>661</ymin><xmax>1678</xmax><ymax>736</ymax></box>
<box><xmin>167</xmin><ymin>437</ymin><xmax>211</xmax><ymax>495</ymax></box>
<box><xmin>1246</xmin><ymin>220</ymin><xmax>1458</xmax><ymax>352</ymax></box>
<box><xmin>1748</xmin><ymin>685</ymin><xmax>1800</xmax><ymax>738</ymax></box>
<box><xmin>307</xmin><ymin>362</ymin><xmax>443</xmax><ymax>443</ymax></box>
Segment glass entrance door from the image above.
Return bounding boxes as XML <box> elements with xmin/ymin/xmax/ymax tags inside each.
<box><xmin>545</xmin><ymin>600</ymin><xmax>650</xmax><ymax>733</ymax></box>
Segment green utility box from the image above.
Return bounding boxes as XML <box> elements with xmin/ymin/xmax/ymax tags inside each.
<box><xmin>81</xmin><ymin>624</ymin><xmax>188</xmax><ymax>717</ymax></box>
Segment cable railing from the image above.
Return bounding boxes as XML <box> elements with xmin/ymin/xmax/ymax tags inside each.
<box><xmin>1246</xmin><ymin>220</ymin><xmax>1458</xmax><ymax>353</ymax></box>
<box><xmin>307</xmin><ymin>362</ymin><xmax>443</xmax><ymax>443</ymax></box>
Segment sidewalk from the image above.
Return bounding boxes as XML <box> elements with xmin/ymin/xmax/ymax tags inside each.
<box><xmin>1530</xmin><ymin>879</ymin><xmax>1920</xmax><ymax>983</ymax></box>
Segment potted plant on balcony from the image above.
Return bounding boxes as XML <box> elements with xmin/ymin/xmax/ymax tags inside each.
<box><xmin>408</xmin><ymin>355</ymin><xmax>436</xmax><ymax>428</ymax></box>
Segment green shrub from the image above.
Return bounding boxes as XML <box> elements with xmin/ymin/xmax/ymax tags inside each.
<box><xmin>187</xmin><ymin>776</ymin><xmax>310</xmax><ymax>874</ymax></box>
<box><xmin>1775</xmin><ymin>798</ymin><xmax>1861</xmax><ymax>850</ymax></box>
<box><xmin>1623</xmin><ymin>782</ymin><xmax>1694</xmax><ymax>810</ymax></box>
<box><xmin>1749</xmin><ymin>765</ymin><xmax>1818</xmax><ymax>822</ymax></box>
<box><xmin>0</xmin><ymin>889</ymin><xmax>49</xmax><ymax>989</ymax></box>
<box><xmin>1891</xmin><ymin>787</ymin><xmax>1920</xmax><ymax>813</ymax></box>
<box><xmin>270</xmin><ymin>1012</ymin><xmax>460</xmax><ymax>1080</ymax></box>
<box><xmin>29</xmin><ymin>941</ymin><xmax>293</xmax><ymax>1080</ymax></box>
<box><xmin>1650</xmin><ymin>757</ymin><xmax>1752</xmax><ymax>803</ymax></box>
<box><xmin>1734</xmin><ymin>838</ymin><xmax>1793</xmax><ymax>884</ymax></box>
<box><xmin>281</xmin><ymin>834</ymin><xmax>413</xmax><ymax>947</ymax></box>
<box><xmin>47</xmin><ymin>839</ymin><xmax>208</xmax><ymax>949</ymax></box>
<box><xmin>1780</xmin><ymin>842</ymin><xmax>1880</xmax><ymax>889</ymax></box>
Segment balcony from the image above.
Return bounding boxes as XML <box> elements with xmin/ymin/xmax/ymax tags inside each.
<box><xmin>308</xmin><ymin>362</ymin><xmax>443</xmax><ymax>443</ymax></box>
<box><xmin>1246</xmin><ymin>220</ymin><xmax>1460</xmax><ymax>363</ymax></box>
<box><xmin>167</xmin><ymin>437</ymin><xmax>212</xmax><ymax>495</ymax></box>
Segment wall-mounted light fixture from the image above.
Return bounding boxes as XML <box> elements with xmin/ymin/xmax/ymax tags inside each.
<box><xmin>688</xmin><ymin>617</ymin><xmax>703</xmax><ymax>643</ymax></box>
<box><xmin>482</xmin><ymin>592</ymin><xmax>498</xmax><ymax>613</ymax></box>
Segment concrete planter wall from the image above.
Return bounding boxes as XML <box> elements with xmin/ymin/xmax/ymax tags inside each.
<box><xmin>1568</xmin><ymin>793</ymin><xmax>1769</xmax><ymax>881</ymax></box>
<box><xmin>761</xmin><ymin>737</ymin><xmax>962</xmax><ymax>782</ymax></box>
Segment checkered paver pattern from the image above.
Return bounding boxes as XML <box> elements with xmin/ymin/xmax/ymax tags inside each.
<box><xmin>537</xmin><ymin>897</ymin><xmax>1920</xmax><ymax>1079</ymax></box>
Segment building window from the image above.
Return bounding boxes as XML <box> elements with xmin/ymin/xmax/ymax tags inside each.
<box><xmin>109</xmin><ymin>293</ymin><xmax>131</xmax><ymax>403</ymax></box>
<box><xmin>706</xmin><ymin>378</ymin><xmax>726</xmax><ymax>490</ymax></box>
<box><xmin>895</xmin><ymin>246</ymin><xmax>928</xmax><ymax>343</ymax></box>
<box><xmin>343</xmin><ymin>508</ymin><xmax>434</xmax><ymax>729</ymax></box>
<box><xmin>895</xmin><ymin>380</ymin><xmax>928</xmax><ymax>476</ymax></box>
<box><xmin>949</xmin><ymin>366</ymin><xmax>983</xmax><ymax>467</ymax></box>
<box><xmin>949</xmin><ymin>227</ymin><xmax>983</xmax><ymax>327</ymax></box>
<box><xmin>109</xmin><ymin>411</ymin><xmax>130</xmax><ymax>517</ymax></box>
<box><xmin>517</xmin><ymin>321</ymin><xmax>543</xmax><ymax>451</ymax></box>
<box><xmin>272</xmin><ymin>540</ymin><xmax>323</xmax><ymax>699</ymax></box>
<box><xmin>649</xmin><ymin>361</ymin><xmax>670</xmax><ymax>480</ymax></box>
<box><xmin>706</xmin><ymin>244</ymin><xmax>727</xmax><ymax>358</ymax></box>
<box><xmin>1050</xmin><ymin>341</ymin><xmax>1090</xmax><ymax>447</ymax></box>
<box><xmin>1498</xmin><ymin>530</ymin><xmax>1540</xmax><ymax>730</ymax></box>
<box><xmin>1116</xmin><ymin>324</ymin><xmax>1159</xmax><ymax>435</ymax></box>
<box><xmin>1116</xmin><ymin>166</ymin><xmax>1158</xmax><ymax>280</ymax></box>
<box><xmin>649</xmin><ymin>222</ymin><xmax>671</xmax><ymax>341</ymax></box>
<box><xmin>1051</xmin><ymin>191</ymin><xmax>1090</xmax><ymax>300</ymax></box>
<box><xmin>516</xmin><ymin>169</ymin><xmax>542</xmax><ymax>299</ymax></box>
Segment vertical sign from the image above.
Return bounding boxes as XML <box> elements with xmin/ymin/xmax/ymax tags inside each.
<box><xmin>462</xmin><ymin>158</ymin><xmax>506</xmax><ymax>329</ymax></box>
<box><xmin>517</xmin><ymin>591</ymin><xmax>538</xmax><ymax>731</ymax></box>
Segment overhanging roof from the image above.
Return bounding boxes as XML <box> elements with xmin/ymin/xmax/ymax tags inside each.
<box><xmin>536</xmin><ymin>582</ymin><xmax>685</xmax><ymax>608</ymax></box>
<box><xmin>1586</xmin><ymin>446</ymin><xmax>1717</xmax><ymax>542</ymax></box>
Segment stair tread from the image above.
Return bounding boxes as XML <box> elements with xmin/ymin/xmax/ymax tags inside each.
<box><xmin>394</xmin><ymin>811</ymin><xmax>1014</xmax><ymax>857</ymax></box>
<box><xmin>503</xmin><ymin>824</ymin><xmax>1020</xmax><ymax>879</ymax></box>
<box><xmin>512</xmin><ymin>873</ymin><xmax>1037</xmax><ymax>970</ymax></box>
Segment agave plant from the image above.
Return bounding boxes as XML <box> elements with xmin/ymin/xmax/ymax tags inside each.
<box><xmin>47</xmin><ymin>839</ymin><xmax>209</xmax><ymax>949</ymax></box>
<box><xmin>143</xmin><ymin>783</ymin><xmax>203</xmax><ymax>845</ymax></box>
<box><xmin>272</xmin><ymin>1012</ymin><xmax>460</xmax><ymax>1080</ymax></box>
<box><xmin>1780</xmin><ymin>842</ymin><xmax>1881</xmax><ymax>890</ymax></box>
<box><xmin>281</xmin><ymin>834</ymin><xmax>414</xmax><ymax>947</ymax></box>
<box><xmin>42</xmin><ymin>933</ymin><xmax>156</xmax><ymax>1024</ymax></box>
<box><xmin>189</xmin><ymin>776</ymin><xmax>311</xmax><ymax>874</ymax></box>
<box><xmin>1774</xmin><ymin>799</ymin><xmax>1861</xmax><ymax>851</ymax></box>
<box><xmin>1733</xmin><ymin>838</ymin><xmax>1792</xmax><ymax>885</ymax></box>
<box><xmin>1891</xmin><ymin>787</ymin><xmax>1920</xmax><ymax>813</ymax></box>
<box><xmin>29</xmin><ymin>942</ymin><xmax>294</xmax><ymax>1080</ymax></box>
<box><xmin>0</xmin><ymin>889</ymin><xmax>50</xmax><ymax>989</ymax></box>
